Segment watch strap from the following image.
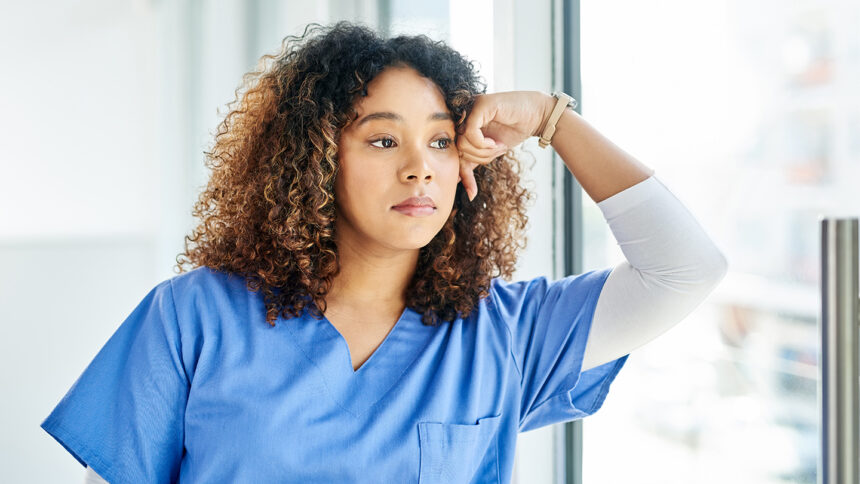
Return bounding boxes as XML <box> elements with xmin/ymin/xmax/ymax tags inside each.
<box><xmin>538</xmin><ymin>92</ymin><xmax>577</xmax><ymax>148</ymax></box>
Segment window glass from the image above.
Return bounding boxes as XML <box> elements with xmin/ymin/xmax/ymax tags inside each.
<box><xmin>580</xmin><ymin>1</ymin><xmax>856</xmax><ymax>482</ymax></box>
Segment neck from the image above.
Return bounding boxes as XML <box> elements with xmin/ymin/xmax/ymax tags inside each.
<box><xmin>326</xmin><ymin>233</ymin><xmax>419</xmax><ymax>313</ymax></box>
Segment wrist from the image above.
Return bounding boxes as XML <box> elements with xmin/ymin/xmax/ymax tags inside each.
<box><xmin>550</xmin><ymin>104</ymin><xmax>577</xmax><ymax>148</ymax></box>
<box><xmin>536</xmin><ymin>92</ymin><xmax>577</xmax><ymax>148</ymax></box>
<box><xmin>532</xmin><ymin>92</ymin><xmax>557</xmax><ymax>137</ymax></box>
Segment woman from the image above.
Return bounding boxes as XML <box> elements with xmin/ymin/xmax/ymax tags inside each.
<box><xmin>42</xmin><ymin>21</ymin><xmax>727</xmax><ymax>483</ymax></box>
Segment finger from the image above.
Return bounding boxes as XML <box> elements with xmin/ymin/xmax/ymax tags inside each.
<box><xmin>458</xmin><ymin>158</ymin><xmax>475</xmax><ymax>183</ymax></box>
<box><xmin>463</xmin><ymin>102</ymin><xmax>496</xmax><ymax>150</ymax></box>
<box><xmin>458</xmin><ymin>159</ymin><xmax>477</xmax><ymax>201</ymax></box>
<box><xmin>458</xmin><ymin>130</ymin><xmax>509</xmax><ymax>157</ymax></box>
<box><xmin>460</xmin><ymin>150</ymin><xmax>500</xmax><ymax>167</ymax></box>
<box><xmin>465</xmin><ymin>170</ymin><xmax>478</xmax><ymax>202</ymax></box>
<box><xmin>457</xmin><ymin>137</ymin><xmax>505</xmax><ymax>158</ymax></box>
<box><xmin>463</xmin><ymin>164</ymin><xmax>479</xmax><ymax>202</ymax></box>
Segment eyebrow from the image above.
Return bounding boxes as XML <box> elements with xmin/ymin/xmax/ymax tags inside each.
<box><xmin>355</xmin><ymin>111</ymin><xmax>453</xmax><ymax>127</ymax></box>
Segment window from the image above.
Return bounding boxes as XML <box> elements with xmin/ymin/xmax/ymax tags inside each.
<box><xmin>579</xmin><ymin>1</ymin><xmax>856</xmax><ymax>482</ymax></box>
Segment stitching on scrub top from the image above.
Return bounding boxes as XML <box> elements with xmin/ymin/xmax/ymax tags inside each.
<box><xmin>493</xmin><ymin>432</ymin><xmax>501</xmax><ymax>484</ymax></box>
<box><xmin>359</xmin><ymin>322</ymin><xmax>440</xmax><ymax>416</ymax></box>
<box><xmin>526</xmin><ymin>268</ymin><xmax>612</xmax><ymax>411</ymax></box>
<box><xmin>588</xmin><ymin>355</ymin><xmax>626</xmax><ymax>414</ymax></box>
<box><xmin>280</xmin><ymin>319</ymin><xmax>359</xmax><ymax>417</ymax></box>
<box><xmin>487</xmin><ymin>283</ymin><xmax>524</xmax><ymax>386</ymax></box>
<box><xmin>44</xmin><ymin>418</ymin><xmax>124</xmax><ymax>483</ymax></box>
<box><xmin>166</xmin><ymin>279</ymin><xmax>191</xmax><ymax>385</ymax></box>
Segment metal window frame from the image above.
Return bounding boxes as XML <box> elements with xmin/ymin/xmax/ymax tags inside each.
<box><xmin>553</xmin><ymin>0</ymin><xmax>585</xmax><ymax>483</ymax></box>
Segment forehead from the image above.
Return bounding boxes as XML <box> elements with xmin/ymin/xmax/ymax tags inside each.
<box><xmin>352</xmin><ymin>66</ymin><xmax>449</xmax><ymax>115</ymax></box>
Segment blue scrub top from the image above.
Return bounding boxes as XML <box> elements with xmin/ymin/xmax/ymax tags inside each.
<box><xmin>41</xmin><ymin>266</ymin><xmax>628</xmax><ymax>483</ymax></box>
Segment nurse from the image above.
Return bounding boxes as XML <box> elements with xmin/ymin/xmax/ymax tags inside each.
<box><xmin>42</xmin><ymin>21</ymin><xmax>727</xmax><ymax>483</ymax></box>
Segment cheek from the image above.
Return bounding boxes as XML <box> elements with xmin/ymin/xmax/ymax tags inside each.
<box><xmin>336</xmin><ymin>151</ymin><xmax>382</xmax><ymax>192</ymax></box>
<box><xmin>439</xmin><ymin>157</ymin><xmax>461</xmax><ymax>193</ymax></box>
<box><xmin>336</xmin><ymin>169</ymin><xmax>371</xmax><ymax>212</ymax></box>
<box><xmin>341</xmin><ymin>164</ymin><xmax>375</xmax><ymax>188</ymax></box>
<box><xmin>437</xmin><ymin>154</ymin><xmax>460</xmax><ymax>179</ymax></box>
<box><xmin>334</xmin><ymin>157</ymin><xmax>363</xmax><ymax>210</ymax></box>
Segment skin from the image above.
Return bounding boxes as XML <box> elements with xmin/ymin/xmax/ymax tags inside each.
<box><xmin>326</xmin><ymin>64</ymin><xmax>655</xmax><ymax>331</ymax></box>
<box><xmin>327</xmin><ymin>65</ymin><xmax>463</xmax><ymax>320</ymax></box>
<box><xmin>456</xmin><ymin>91</ymin><xmax>655</xmax><ymax>203</ymax></box>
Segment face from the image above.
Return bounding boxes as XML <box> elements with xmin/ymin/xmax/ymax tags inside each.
<box><xmin>334</xmin><ymin>65</ymin><xmax>460</xmax><ymax>253</ymax></box>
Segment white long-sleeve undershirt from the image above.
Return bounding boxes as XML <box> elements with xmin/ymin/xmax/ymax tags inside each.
<box><xmin>82</xmin><ymin>172</ymin><xmax>727</xmax><ymax>483</ymax></box>
<box><xmin>582</xmin><ymin>172</ymin><xmax>728</xmax><ymax>371</ymax></box>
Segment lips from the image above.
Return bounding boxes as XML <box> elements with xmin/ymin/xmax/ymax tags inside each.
<box><xmin>392</xmin><ymin>196</ymin><xmax>436</xmax><ymax>209</ymax></box>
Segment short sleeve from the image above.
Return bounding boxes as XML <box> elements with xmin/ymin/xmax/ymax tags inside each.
<box><xmin>489</xmin><ymin>267</ymin><xmax>629</xmax><ymax>432</ymax></box>
<box><xmin>40</xmin><ymin>280</ymin><xmax>189</xmax><ymax>483</ymax></box>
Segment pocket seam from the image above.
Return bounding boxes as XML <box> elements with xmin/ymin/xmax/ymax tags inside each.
<box><xmin>417</xmin><ymin>414</ymin><xmax>502</xmax><ymax>483</ymax></box>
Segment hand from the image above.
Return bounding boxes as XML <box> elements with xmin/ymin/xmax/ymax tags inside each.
<box><xmin>456</xmin><ymin>91</ymin><xmax>552</xmax><ymax>201</ymax></box>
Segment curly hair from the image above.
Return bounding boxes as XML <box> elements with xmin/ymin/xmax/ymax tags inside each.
<box><xmin>176</xmin><ymin>21</ymin><xmax>534</xmax><ymax>327</ymax></box>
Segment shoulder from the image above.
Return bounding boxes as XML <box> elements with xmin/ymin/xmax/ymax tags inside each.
<box><xmin>165</xmin><ymin>266</ymin><xmax>248</xmax><ymax>300</ymax></box>
<box><xmin>491</xmin><ymin>268</ymin><xmax>613</xmax><ymax>296</ymax></box>
<box><xmin>486</xmin><ymin>268</ymin><xmax>614</xmax><ymax>319</ymax></box>
<box><xmin>157</xmin><ymin>266</ymin><xmax>258</xmax><ymax>320</ymax></box>
<box><xmin>168</xmin><ymin>266</ymin><xmax>243</xmax><ymax>291</ymax></box>
<box><xmin>488</xmin><ymin>275</ymin><xmax>551</xmax><ymax>301</ymax></box>
<box><xmin>483</xmin><ymin>275</ymin><xmax>552</xmax><ymax>330</ymax></box>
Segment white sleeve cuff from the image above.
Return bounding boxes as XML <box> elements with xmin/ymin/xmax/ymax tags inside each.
<box><xmin>596</xmin><ymin>173</ymin><xmax>662</xmax><ymax>221</ymax></box>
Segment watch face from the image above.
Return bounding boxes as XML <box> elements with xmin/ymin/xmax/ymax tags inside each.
<box><xmin>553</xmin><ymin>92</ymin><xmax>577</xmax><ymax>109</ymax></box>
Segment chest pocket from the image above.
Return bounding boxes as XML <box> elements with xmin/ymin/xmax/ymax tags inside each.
<box><xmin>417</xmin><ymin>414</ymin><xmax>502</xmax><ymax>484</ymax></box>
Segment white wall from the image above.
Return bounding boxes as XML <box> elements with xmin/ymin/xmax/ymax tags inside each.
<box><xmin>1</xmin><ymin>3</ymin><xmax>166</xmax><ymax>482</ymax></box>
<box><xmin>0</xmin><ymin>1</ymin><xmax>340</xmax><ymax>482</ymax></box>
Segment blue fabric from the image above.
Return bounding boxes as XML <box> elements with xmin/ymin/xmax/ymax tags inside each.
<box><xmin>41</xmin><ymin>266</ymin><xmax>628</xmax><ymax>483</ymax></box>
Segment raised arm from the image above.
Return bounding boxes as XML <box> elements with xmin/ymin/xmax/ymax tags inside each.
<box><xmin>545</xmin><ymin>96</ymin><xmax>727</xmax><ymax>370</ymax></box>
<box><xmin>455</xmin><ymin>91</ymin><xmax>728</xmax><ymax>372</ymax></box>
<box><xmin>542</xmin><ymin>94</ymin><xmax>655</xmax><ymax>202</ymax></box>
<box><xmin>455</xmin><ymin>91</ymin><xmax>654</xmax><ymax>202</ymax></box>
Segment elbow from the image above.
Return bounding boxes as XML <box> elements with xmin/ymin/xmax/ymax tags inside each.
<box><xmin>643</xmin><ymin>249</ymin><xmax>729</xmax><ymax>296</ymax></box>
<box><xmin>688</xmin><ymin>244</ymin><xmax>729</xmax><ymax>287</ymax></box>
<box><xmin>708</xmin><ymin>249</ymin><xmax>730</xmax><ymax>284</ymax></box>
<box><xmin>689</xmin><ymin>250</ymin><xmax>728</xmax><ymax>300</ymax></box>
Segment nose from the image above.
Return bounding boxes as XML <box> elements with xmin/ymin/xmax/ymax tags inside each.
<box><xmin>398</xmin><ymin>144</ymin><xmax>435</xmax><ymax>184</ymax></box>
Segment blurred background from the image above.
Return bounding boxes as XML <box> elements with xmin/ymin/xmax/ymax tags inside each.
<box><xmin>2</xmin><ymin>0</ymin><xmax>858</xmax><ymax>483</ymax></box>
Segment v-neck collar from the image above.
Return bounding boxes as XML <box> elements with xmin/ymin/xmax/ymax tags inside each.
<box><xmin>324</xmin><ymin>307</ymin><xmax>409</xmax><ymax>375</ymax></box>
<box><xmin>282</xmin><ymin>305</ymin><xmax>439</xmax><ymax>417</ymax></box>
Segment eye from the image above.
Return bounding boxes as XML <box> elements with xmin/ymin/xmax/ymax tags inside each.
<box><xmin>430</xmin><ymin>137</ymin><xmax>453</xmax><ymax>150</ymax></box>
<box><xmin>370</xmin><ymin>137</ymin><xmax>396</xmax><ymax>149</ymax></box>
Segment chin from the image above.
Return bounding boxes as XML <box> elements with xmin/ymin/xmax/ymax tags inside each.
<box><xmin>392</xmin><ymin>234</ymin><xmax>438</xmax><ymax>250</ymax></box>
<box><xmin>381</xmin><ymin>209</ymin><xmax>452</xmax><ymax>248</ymax></box>
<box><xmin>382</xmin><ymin>225</ymin><xmax>443</xmax><ymax>250</ymax></box>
